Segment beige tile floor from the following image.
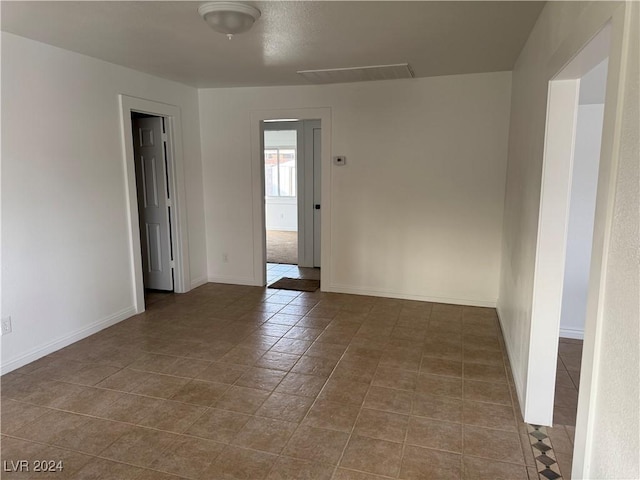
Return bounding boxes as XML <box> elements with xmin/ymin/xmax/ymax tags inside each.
<box><xmin>547</xmin><ymin>337</ymin><xmax>582</xmax><ymax>479</ymax></box>
<box><xmin>1</xmin><ymin>283</ymin><xmax>542</xmax><ymax>479</ymax></box>
<box><xmin>554</xmin><ymin>338</ymin><xmax>582</xmax><ymax>427</ymax></box>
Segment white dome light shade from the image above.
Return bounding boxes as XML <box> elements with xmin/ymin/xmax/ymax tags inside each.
<box><xmin>198</xmin><ymin>2</ymin><xmax>261</xmax><ymax>37</ymax></box>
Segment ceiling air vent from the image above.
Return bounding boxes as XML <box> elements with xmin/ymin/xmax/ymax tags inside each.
<box><xmin>297</xmin><ymin>63</ymin><xmax>415</xmax><ymax>85</ymax></box>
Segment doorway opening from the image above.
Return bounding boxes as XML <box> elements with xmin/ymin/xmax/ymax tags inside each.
<box><xmin>131</xmin><ymin>112</ymin><xmax>175</xmax><ymax>304</ymax></box>
<box><xmin>262</xmin><ymin>119</ymin><xmax>321</xmax><ymax>286</ymax></box>
<box><xmin>120</xmin><ymin>95</ymin><xmax>191</xmax><ymax>313</ymax></box>
<box><xmin>554</xmin><ymin>58</ymin><xmax>609</xmax><ymax>431</ymax></box>
<box><xmin>526</xmin><ymin>20</ymin><xmax>622</xmax><ymax>479</ymax></box>
<box><xmin>264</xmin><ymin>121</ymin><xmax>300</xmax><ymax>266</ymax></box>
<box><xmin>249</xmin><ymin>107</ymin><xmax>331</xmax><ymax>289</ymax></box>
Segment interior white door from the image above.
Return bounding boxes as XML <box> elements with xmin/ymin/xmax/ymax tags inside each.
<box><xmin>312</xmin><ymin>125</ymin><xmax>322</xmax><ymax>267</ymax></box>
<box><xmin>301</xmin><ymin>120</ymin><xmax>321</xmax><ymax>268</ymax></box>
<box><xmin>132</xmin><ymin>115</ymin><xmax>174</xmax><ymax>291</ymax></box>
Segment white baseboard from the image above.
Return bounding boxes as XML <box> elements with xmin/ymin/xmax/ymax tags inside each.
<box><xmin>559</xmin><ymin>327</ymin><xmax>585</xmax><ymax>340</ymax></box>
<box><xmin>0</xmin><ymin>306</ymin><xmax>137</xmax><ymax>375</ymax></box>
<box><xmin>190</xmin><ymin>276</ymin><xmax>208</xmax><ymax>290</ymax></box>
<box><xmin>265</xmin><ymin>226</ymin><xmax>297</xmax><ymax>232</ymax></box>
<box><xmin>496</xmin><ymin>304</ymin><xmax>526</xmax><ymax>420</ymax></box>
<box><xmin>324</xmin><ymin>283</ymin><xmax>497</xmax><ymax>308</ymax></box>
<box><xmin>208</xmin><ymin>275</ymin><xmax>261</xmax><ymax>287</ymax></box>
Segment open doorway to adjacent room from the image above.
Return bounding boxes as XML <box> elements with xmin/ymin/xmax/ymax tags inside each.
<box><xmin>131</xmin><ymin>112</ymin><xmax>176</xmax><ymax>305</ymax></box>
<box><xmin>526</xmin><ymin>21</ymin><xmax>621</xmax><ymax>479</ymax></box>
<box><xmin>120</xmin><ymin>95</ymin><xmax>191</xmax><ymax>313</ymax></box>
<box><xmin>554</xmin><ymin>57</ymin><xmax>609</xmax><ymax>427</ymax></box>
<box><xmin>543</xmin><ymin>55</ymin><xmax>609</xmax><ymax>479</ymax></box>
<box><xmin>262</xmin><ymin>119</ymin><xmax>322</xmax><ymax>287</ymax></box>
<box><xmin>264</xmin><ymin>121</ymin><xmax>300</xmax><ymax>266</ymax></box>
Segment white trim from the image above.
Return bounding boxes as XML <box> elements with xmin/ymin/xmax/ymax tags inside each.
<box><xmin>265</xmin><ymin>197</ymin><xmax>297</xmax><ymax>204</ymax></box>
<box><xmin>326</xmin><ymin>283</ymin><xmax>496</xmax><ymax>308</ymax></box>
<box><xmin>119</xmin><ymin>95</ymin><xmax>192</xmax><ymax>313</ymax></box>
<box><xmin>208</xmin><ymin>275</ymin><xmax>259</xmax><ymax>286</ymax></box>
<box><xmin>250</xmin><ymin>108</ymin><xmax>332</xmax><ymax>287</ymax></box>
<box><xmin>266</xmin><ymin>226</ymin><xmax>297</xmax><ymax>232</ymax></box>
<box><xmin>559</xmin><ymin>327</ymin><xmax>585</xmax><ymax>340</ymax></box>
<box><xmin>0</xmin><ymin>307</ymin><xmax>137</xmax><ymax>375</ymax></box>
<box><xmin>526</xmin><ymin>78</ymin><xmax>582</xmax><ymax>426</ymax></box>
<box><xmin>190</xmin><ymin>276</ymin><xmax>208</xmax><ymax>290</ymax></box>
<box><xmin>303</xmin><ymin>119</ymin><xmax>322</xmax><ymax>269</ymax></box>
<box><xmin>527</xmin><ymin>20</ymin><xmax>619</xmax><ymax>428</ymax></box>
<box><xmin>497</xmin><ymin>305</ymin><xmax>526</xmax><ymax>414</ymax></box>
<box><xmin>518</xmin><ymin>6</ymin><xmax>628</xmax><ymax>478</ymax></box>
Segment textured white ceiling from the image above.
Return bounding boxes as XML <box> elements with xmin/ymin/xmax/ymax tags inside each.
<box><xmin>1</xmin><ymin>1</ymin><xmax>545</xmax><ymax>88</ymax></box>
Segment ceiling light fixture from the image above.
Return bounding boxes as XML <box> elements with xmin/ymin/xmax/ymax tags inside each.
<box><xmin>198</xmin><ymin>2</ymin><xmax>261</xmax><ymax>40</ymax></box>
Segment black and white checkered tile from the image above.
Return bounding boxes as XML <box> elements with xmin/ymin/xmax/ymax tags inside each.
<box><xmin>527</xmin><ymin>424</ymin><xmax>563</xmax><ymax>480</ymax></box>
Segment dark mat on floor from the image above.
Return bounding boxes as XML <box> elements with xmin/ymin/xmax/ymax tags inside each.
<box><xmin>269</xmin><ymin>277</ymin><xmax>320</xmax><ymax>292</ymax></box>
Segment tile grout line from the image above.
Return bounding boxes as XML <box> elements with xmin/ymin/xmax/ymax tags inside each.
<box><xmin>398</xmin><ymin>304</ymin><xmax>433</xmax><ymax>480</ymax></box>
<box><xmin>260</xmin><ymin>302</ymin><xmax>356</xmax><ymax>479</ymax></box>
<box><xmin>204</xmin><ymin>288</ymin><xmax>328</xmax><ymax>478</ymax></box>
<box><xmin>327</xmin><ymin>304</ymin><xmax>399</xmax><ymax>479</ymax></box>
<box><xmin>4</xmin><ymin>288</ymin><xmax>333</xmax><ymax>479</ymax></box>
<box><xmin>496</xmin><ymin>312</ymin><xmax>534</xmax><ymax>479</ymax></box>
<box><xmin>0</xmin><ymin>434</ymin><xmax>191</xmax><ymax>479</ymax></box>
<box><xmin>4</xmin><ymin>291</ymin><xmax>540</xmax><ymax>479</ymax></box>
<box><xmin>4</xmin><ymin>291</ymin><xmax>323</xmax><ymax>476</ymax></box>
<box><xmin>460</xmin><ymin>310</ymin><xmax>466</xmax><ymax>477</ymax></box>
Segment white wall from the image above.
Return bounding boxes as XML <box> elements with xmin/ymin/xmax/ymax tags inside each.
<box><xmin>589</xmin><ymin>3</ymin><xmax>639</xmax><ymax>477</ymax></box>
<box><xmin>265</xmin><ymin>198</ymin><xmax>297</xmax><ymax>231</ymax></box>
<box><xmin>1</xmin><ymin>33</ymin><xmax>207</xmax><ymax>373</ymax></box>
<box><xmin>498</xmin><ymin>1</ymin><xmax>639</xmax><ymax>478</ymax></box>
<box><xmin>199</xmin><ymin>72</ymin><xmax>512</xmax><ymax>305</ymax></box>
<box><xmin>559</xmin><ymin>103</ymin><xmax>604</xmax><ymax>339</ymax></box>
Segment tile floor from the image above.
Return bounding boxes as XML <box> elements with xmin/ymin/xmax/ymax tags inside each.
<box><xmin>544</xmin><ymin>337</ymin><xmax>582</xmax><ymax>479</ymax></box>
<box><xmin>554</xmin><ymin>338</ymin><xmax>582</xmax><ymax>427</ymax></box>
<box><xmin>3</xmin><ymin>282</ymin><xmax>550</xmax><ymax>479</ymax></box>
<box><xmin>540</xmin><ymin>424</ymin><xmax>576</xmax><ymax>480</ymax></box>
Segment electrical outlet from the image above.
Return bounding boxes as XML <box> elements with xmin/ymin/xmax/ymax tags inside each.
<box><xmin>1</xmin><ymin>316</ymin><xmax>12</xmax><ymax>336</ymax></box>
<box><xmin>222</xmin><ymin>253</ymin><xmax>229</xmax><ymax>263</ymax></box>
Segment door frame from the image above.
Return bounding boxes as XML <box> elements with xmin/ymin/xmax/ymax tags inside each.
<box><xmin>526</xmin><ymin>5</ymin><xmax>631</xmax><ymax>477</ymax></box>
<box><xmin>119</xmin><ymin>95</ymin><xmax>191</xmax><ymax>312</ymax></box>
<box><xmin>250</xmin><ymin>108</ymin><xmax>331</xmax><ymax>287</ymax></box>
<box><xmin>303</xmin><ymin>119</ymin><xmax>322</xmax><ymax>268</ymax></box>
<box><xmin>262</xmin><ymin>121</ymin><xmax>305</xmax><ymax>265</ymax></box>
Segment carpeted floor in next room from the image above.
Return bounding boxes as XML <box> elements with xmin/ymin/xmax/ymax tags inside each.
<box><xmin>267</xmin><ymin>230</ymin><xmax>298</xmax><ymax>265</ymax></box>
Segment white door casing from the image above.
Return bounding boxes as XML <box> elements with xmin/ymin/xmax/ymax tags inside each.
<box><xmin>262</xmin><ymin>120</ymin><xmax>322</xmax><ymax>269</ymax></box>
<box><xmin>250</xmin><ymin>107</ymin><xmax>332</xmax><ymax>287</ymax></box>
<box><xmin>131</xmin><ymin>116</ymin><xmax>174</xmax><ymax>291</ymax></box>
<box><xmin>119</xmin><ymin>95</ymin><xmax>191</xmax><ymax>312</ymax></box>
<box><xmin>313</xmin><ymin>125</ymin><xmax>322</xmax><ymax>267</ymax></box>
<box><xmin>308</xmin><ymin>121</ymin><xmax>322</xmax><ymax>267</ymax></box>
<box><xmin>263</xmin><ymin>121</ymin><xmax>304</xmax><ymax>265</ymax></box>
<box><xmin>300</xmin><ymin>120</ymin><xmax>322</xmax><ymax>268</ymax></box>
